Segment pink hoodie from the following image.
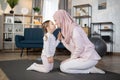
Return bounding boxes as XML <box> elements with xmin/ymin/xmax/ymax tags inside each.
<box><xmin>53</xmin><ymin>10</ymin><xmax>101</xmax><ymax>60</ymax></box>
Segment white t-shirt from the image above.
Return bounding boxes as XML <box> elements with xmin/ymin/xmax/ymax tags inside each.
<box><xmin>42</xmin><ymin>33</ymin><xmax>60</xmax><ymax>57</ymax></box>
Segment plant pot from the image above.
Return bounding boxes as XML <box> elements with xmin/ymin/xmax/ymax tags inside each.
<box><xmin>10</xmin><ymin>10</ymin><xmax>14</xmax><ymax>14</ymax></box>
<box><xmin>34</xmin><ymin>12</ymin><xmax>38</xmax><ymax>15</ymax></box>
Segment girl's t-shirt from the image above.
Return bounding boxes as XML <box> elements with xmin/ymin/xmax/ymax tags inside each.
<box><xmin>42</xmin><ymin>33</ymin><xmax>60</xmax><ymax>57</ymax></box>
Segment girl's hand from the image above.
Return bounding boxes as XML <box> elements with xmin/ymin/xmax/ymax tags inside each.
<box><xmin>57</xmin><ymin>32</ymin><xmax>62</xmax><ymax>41</ymax></box>
<box><xmin>48</xmin><ymin>57</ymin><xmax>54</xmax><ymax>63</ymax></box>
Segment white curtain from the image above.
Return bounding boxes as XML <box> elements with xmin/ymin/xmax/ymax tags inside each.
<box><xmin>43</xmin><ymin>0</ymin><xmax>59</xmax><ymax>22</ymax></box>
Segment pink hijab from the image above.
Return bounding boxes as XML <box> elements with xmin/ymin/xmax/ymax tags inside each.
<box><xmin>53</xmin><ymin>10</ymin><xmax>78</xmax><ymax>44</ymax></box>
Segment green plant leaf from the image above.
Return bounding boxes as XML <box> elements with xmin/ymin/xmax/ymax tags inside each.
<box><xmin>7</xmin><ymin>0</ymin><xmax>19</xmax><ymax>9</ymax></box>
<box><xmin>33</xmin><ymin>7</ymin><xmax>40</xmax><ymax>12</ymax></box>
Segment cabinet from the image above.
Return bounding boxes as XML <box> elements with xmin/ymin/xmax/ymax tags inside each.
<box><xmin>91</xmin><ymin>22</ymin><xmax>113</xmax><ymax>53</ymax></box>
<box><xmin>2</xmin><ymin>13</ymin><xmax>42</xmax><ymax>50</ymax></box>
<box><xmin>73</xmin><ymin>4</ymin><xmax>92</xmax><ymax>36</ymax></box>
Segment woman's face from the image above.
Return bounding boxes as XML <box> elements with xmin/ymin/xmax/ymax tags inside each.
<box><xmin>54</xmin><ymin>18</ymin><xmax>61</xmax><ymax>28</ymax></box>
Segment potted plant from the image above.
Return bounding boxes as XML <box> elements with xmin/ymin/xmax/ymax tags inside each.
<box><xmin>33</xmin><ymin>7</ymin><xmax>40</xmax><ymax>15</ymax></box>
<box><xmin>7</xmin><ymin>0</ymin><xmax>19</xmax><ymax>14</ymax></box>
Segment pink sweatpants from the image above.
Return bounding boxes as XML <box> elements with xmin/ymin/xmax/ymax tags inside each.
<box><xmin>60</xmin><ymin>58</ymin><xmax>98</xmax><ymax>74</ymax></box>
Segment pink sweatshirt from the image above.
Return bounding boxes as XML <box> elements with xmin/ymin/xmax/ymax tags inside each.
<box><xmin>62</xmin><ymin>27</ymin><xmax>101</xmax><ymax>61</ymax></box>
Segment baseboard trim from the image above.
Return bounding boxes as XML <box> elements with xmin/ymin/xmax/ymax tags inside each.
<box><xmin>112</xmin><ymin>52</ymin><xmax>120</xmax><ymax>56</ymax></box>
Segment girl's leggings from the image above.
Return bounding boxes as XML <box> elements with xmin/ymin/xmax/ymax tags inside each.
<box><xmin>27</xmin><ymin>55</ymin><xmax>53</xmax><ymax>73</ymax></box>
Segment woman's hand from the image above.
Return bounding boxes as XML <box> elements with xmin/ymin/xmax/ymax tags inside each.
<box><xmin>57</xmin><ymin>32</ymin><xmax>63</xmax><ymax>41</ymax></box>
<box><xmin>48</xmin><ymin>56</ymin><xmax>54</xmax><ymax>63</ymax></box>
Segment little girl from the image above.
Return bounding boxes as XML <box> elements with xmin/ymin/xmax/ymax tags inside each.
<box><xmin>26</xmin><ymin>20</ymin><xmax>60</xmax><ymax>73</ymax></box>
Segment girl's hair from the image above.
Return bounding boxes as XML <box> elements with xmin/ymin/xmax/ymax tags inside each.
<box><xmin>41</xmin><ymin>20</ymin><xmax>50</xmax><ymax>41</ymax></box>
<box><xmin>41</xmin><ymin>20</ymin><xmax>50</xmax><ymax>34</ymax></box>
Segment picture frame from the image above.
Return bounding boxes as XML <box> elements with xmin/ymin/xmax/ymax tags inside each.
<box><xmin>5</xmin><ymin>17</ymin><xmax>14</xmax><ymax>23</ymax></box>
<box><xmin>98</xmin><ymin>0</ymin><xmax>107</xmax><ymax>10</ymax></box>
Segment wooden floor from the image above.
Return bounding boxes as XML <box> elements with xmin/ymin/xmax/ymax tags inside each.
<box><xmin>0</xmin><ymin>50</ymin><xmax>120</xmax><ymax>74</ymax></box>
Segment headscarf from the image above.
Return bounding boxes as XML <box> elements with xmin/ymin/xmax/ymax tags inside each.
<box><xmin>53</xmin><ymin>10</ymin><xmax>78</xmax><ymax>44</ymax></box>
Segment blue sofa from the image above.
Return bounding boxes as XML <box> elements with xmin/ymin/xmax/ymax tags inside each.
<box><xmin>15</xmin><ymin>28</ymin><xmax>65</xmax><ymax>57</ymax></box>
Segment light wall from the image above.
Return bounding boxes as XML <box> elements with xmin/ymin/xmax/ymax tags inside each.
<box><xmin>71</xmin><ymin>0</ymin><xmax>120</xmax><ymax>53</ymax></box>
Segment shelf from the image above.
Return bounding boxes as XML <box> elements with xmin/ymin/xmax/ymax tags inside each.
<box><xmin>91</xmin><ymin>22</ymin><xmax>113</xmax><ymax>25</ymax></box>
<box><xmin>73</xmin><ymin>15</ymin><xmax>91</xmax><ymax>18</ymax></box>
<box><xmin>3</xmin><ymin>32</ymin><xmax>13</xmax><ymax>34</ymax></box>
<box><xmin>14</xmin><ymin>32</ymin><xmax>24</xmax><ymax>34</ymax></box>
<box><xmin>73</xmin><ymin>4</ymin><xmax>92</xmax><ymax>37</ymax></box>
<box><xmin>73</xmin><ymin>4</ymin><xmax>91</xmax><ymax>8</ymax></box>
<box><xmin>33</xmin><ymin>15</ymin><xmax>42</xmax><ymax>18</ymax></box>
<box><xmin>14</xmin><ymin>23</ymin><xmax>23</xmax><ymax>25</ymax></box>
<box><xmin>4</xmin><ymin>23</ymin><xmax>24</xmax><ymax>25</ymax></box>
<box><xmin>99</xmin><ymin>29</ymin><xmax>113</xmax><ymax>32</ymax></box>
<box><xmin>105</xmin><ymin>41</ymin><xmax>113</xmax><ymax>43</ymax></box>
<box><xmin>102</xmin><ymin>39</ymin><xmax>113</xmax><ymax>43</ymax></box>
<box><xmin>4</xmin><ymin>13</ymin><xmax>32</xmax><ymax>17</ymax></box>
<box><xmin>91</xmin><ymin>33</ymin><xmax>100</xmax><ymax>35</ymax></box>
<box><xmin>4</xmin><ymin>23</ymin><xmax>14</xmax><ymax>25</ymax></box>
<box><xmin>32</xmin><ymin>24</ymin><xmax>42</xmax><ymax>26</ymax></box>
<box><xmin>91</xmin><ymin>22</ymin><xmax>113</xmax><ymax>53</ymax></box>
<box><xmin>3</xmin><ymin>13</ymin><xmax>43</xmax><ymax>50</ymax></box>
<box><xmin>4</xmin><ymin>41</ymin><xmax>14</xmax><ymax>43</ymax></box>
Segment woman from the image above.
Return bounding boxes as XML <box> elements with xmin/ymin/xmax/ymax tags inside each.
<box><xmin>53</xmin><ymin>10</ymin><xmax>105</xmax><ymax>74</ymax></box>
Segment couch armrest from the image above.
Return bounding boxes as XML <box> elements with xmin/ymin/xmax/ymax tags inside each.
<box><xmin>15</xmin><ymin>35</ymin><xmax>24</xmax><ymax>48</ymax></box>
<box><xmin>15</xmin><ymin>35</ymin><xmax>24</xmax><ymax>41</ymax></box>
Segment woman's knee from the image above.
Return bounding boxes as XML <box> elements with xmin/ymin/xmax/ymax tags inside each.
<box><xmin>60</xmin><ymin>63</ymin><xmax>68</xmax><ymax>72</ymax></box>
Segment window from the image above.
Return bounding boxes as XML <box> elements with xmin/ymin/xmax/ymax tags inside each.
<box><xmin>43</xmin><ymin>0</ymin><xmax>59</xmax><ymax>22</ymax></box>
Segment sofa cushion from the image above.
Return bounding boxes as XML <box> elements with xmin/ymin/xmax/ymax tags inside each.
<box><xmin>24</xmin><ymin>28</ymin><xmax>44</xmax><ymax>40</ymax></box>
<box><xmin>21</xmin><ymin>40</ymin><xmax>43</xmax><ymax>44</ymax></box>
<box><xmin>53</xmin><ymin>28</ymin><xmax>61</xmax><ymax>39</ymax></box>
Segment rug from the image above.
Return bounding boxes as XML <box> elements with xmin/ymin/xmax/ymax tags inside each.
<box><xmin>0</xmin><ymin>68</ymin><xmax>9</xmax><ymax>80</ymax></box>
<box><xmin>0</xmin><ymin>60</ymin><xmax>120</xmax><ymax>80</ymax></box>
